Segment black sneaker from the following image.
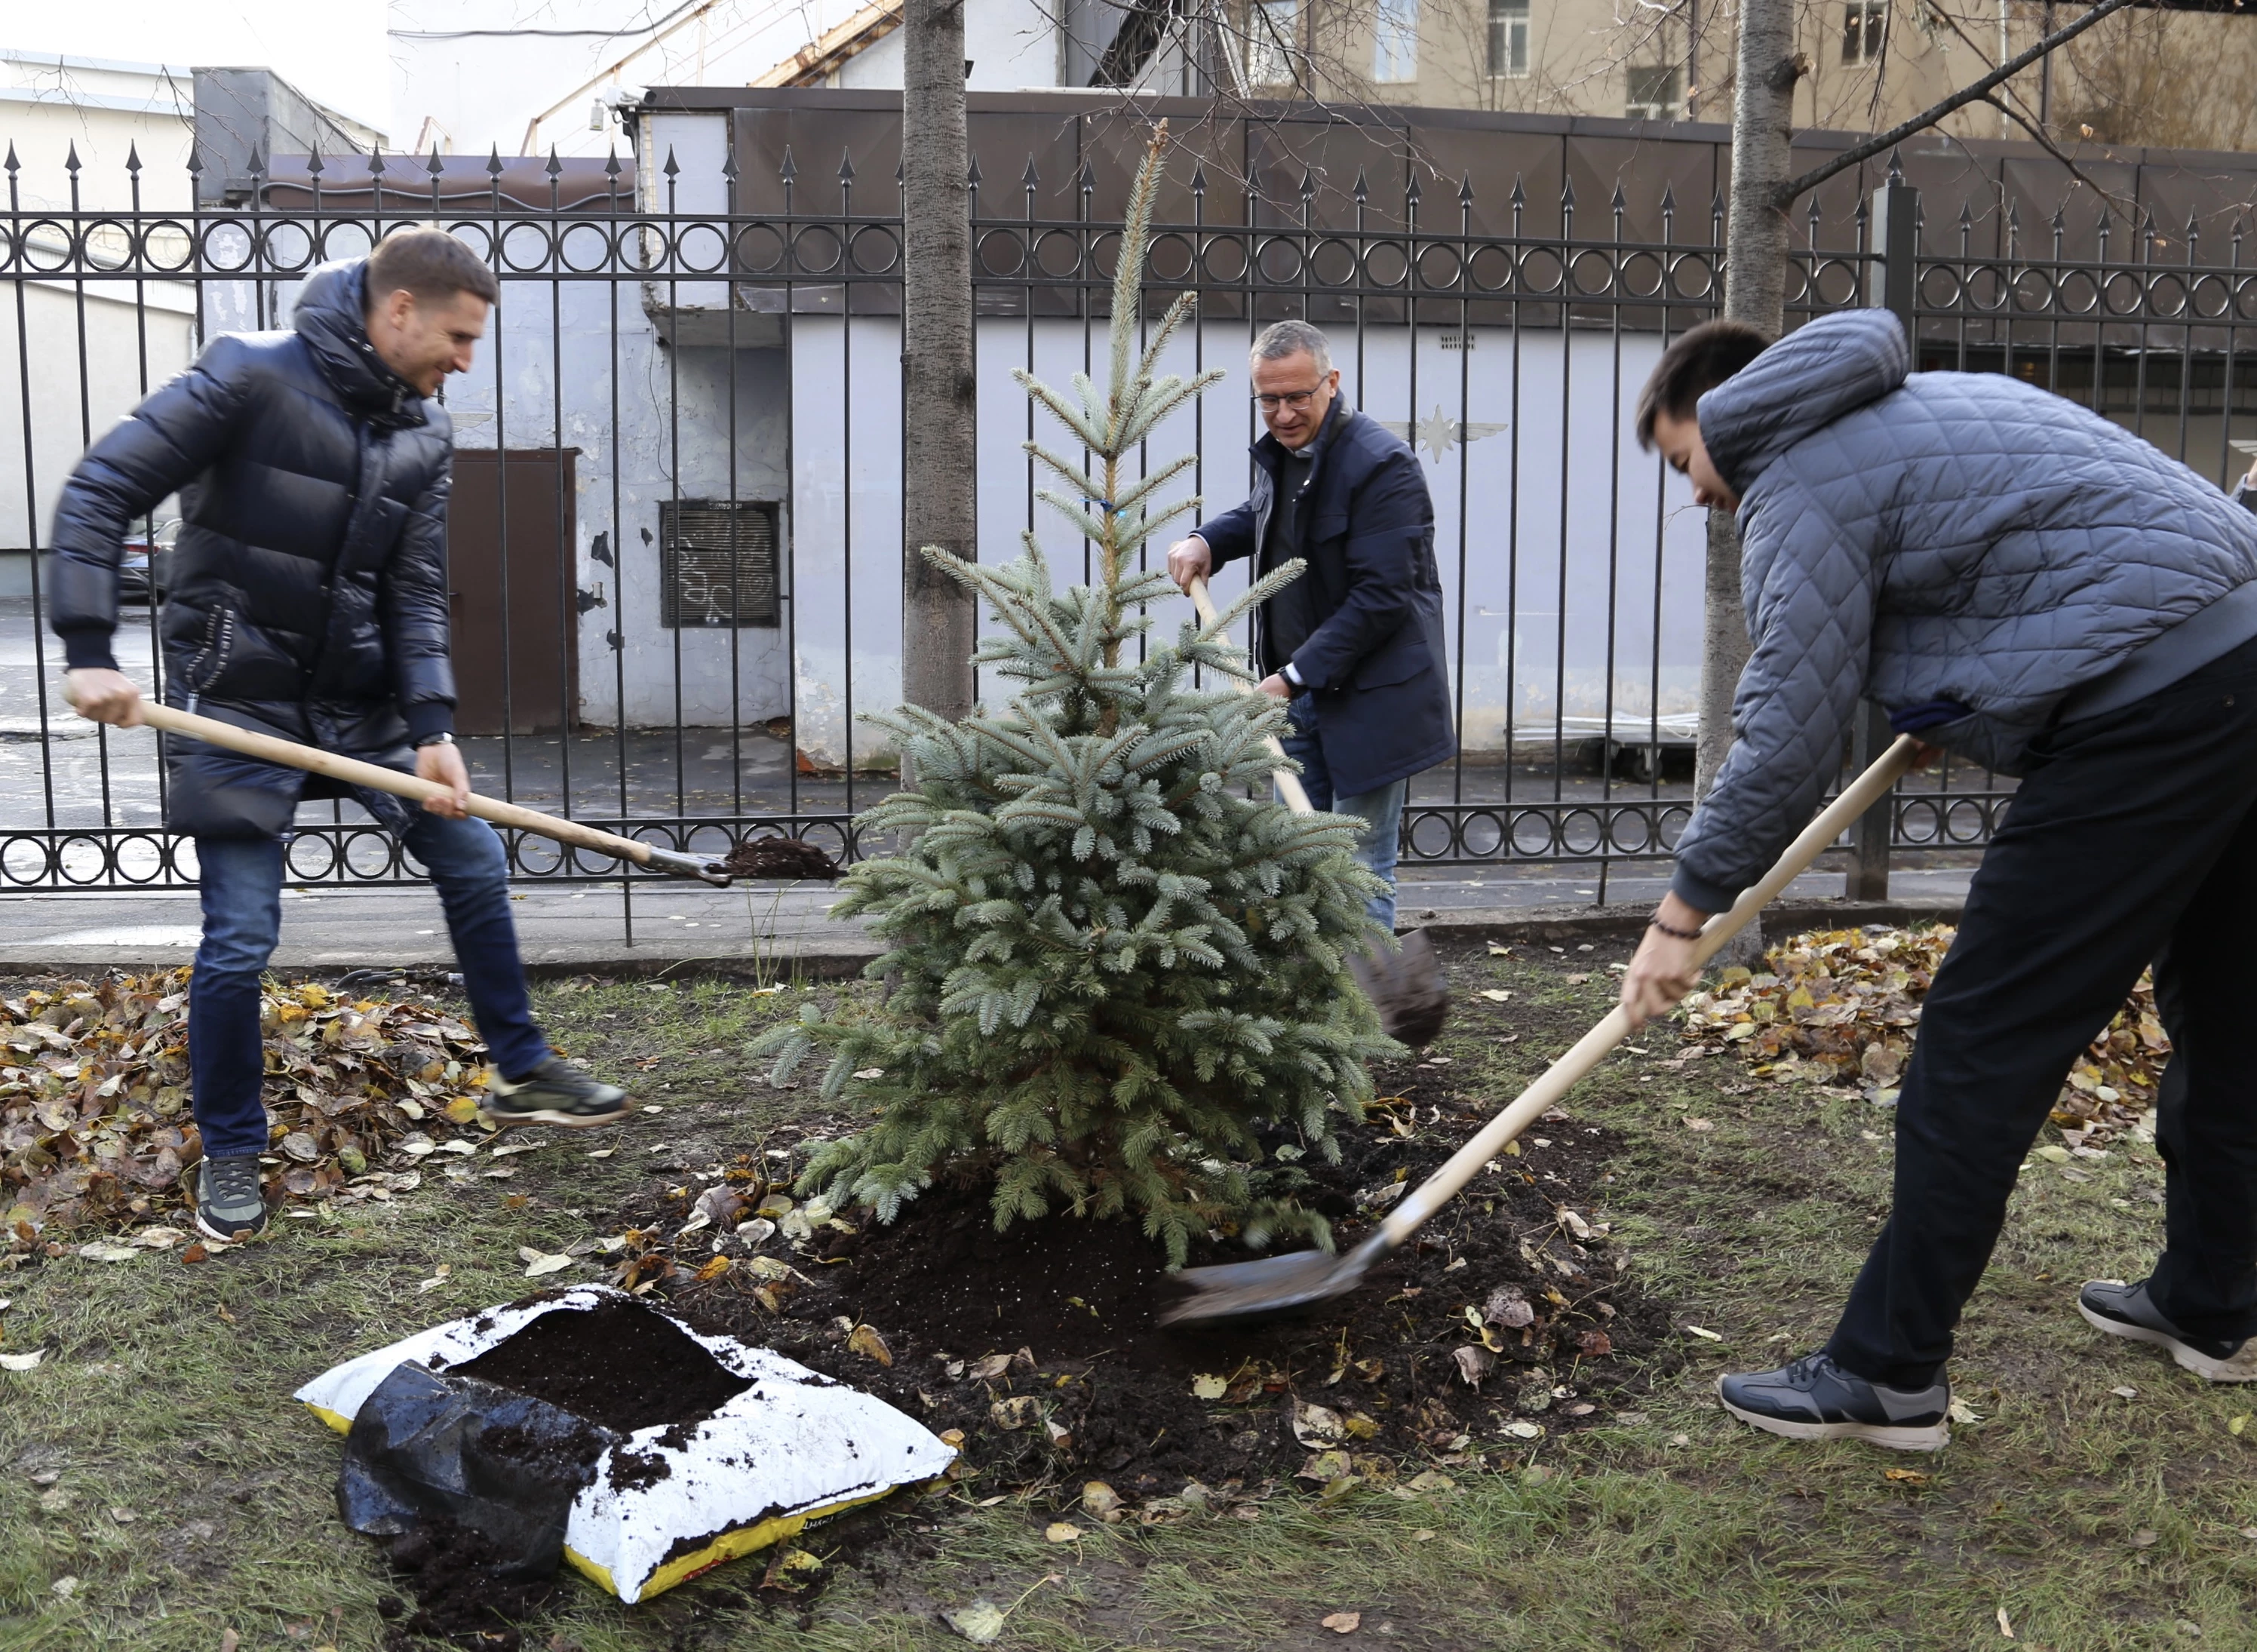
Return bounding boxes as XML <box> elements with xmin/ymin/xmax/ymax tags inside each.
<box><xmin>2078</xmin><ymin>1279</ymin><xmax>2257</xmax><ymax>1382</ymax></box>
<box><xmin>194</xmin><ymin>1155</ymin><xmax>269</xmax><ymax>1242</ymax></box>
<box><xmin>1718</xmin><ymin>1353</ymin><xmax>1951</xmax><ymax>1451</ymax></box>
<box><xmin>481</xmin><ymin>1058</ymin><xmax>630</xmax><ymax>1129</ymax></box>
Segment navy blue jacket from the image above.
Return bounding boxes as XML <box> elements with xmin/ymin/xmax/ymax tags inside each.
<box><xmin>49</xmin><ymin>259</ymin><xmax>457</xmax><ymax>840</ymax></box>
<box><xmin>1194</xmin><ymin>404</ymin><xmax>1455</xmax><ymax>797</ymax></box>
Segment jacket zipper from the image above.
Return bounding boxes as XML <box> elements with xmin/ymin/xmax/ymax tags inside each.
<box><xmin>183</xmin><ymin>604</ymin><xmax>238</xmax><ymax>708</ymax></box>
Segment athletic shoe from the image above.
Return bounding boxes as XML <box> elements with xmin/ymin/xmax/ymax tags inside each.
<box><xmin>2077</xmin><ymin>1278</ymin><xmax>2257</xmax><ymax>1382</ymax></box>
<box><xmin>1718</xmin><ymin>1353</ymin><xmax>1951</xmax><ymax>1451</ymax></box>
<box><xmin>194</xmin><ymin>1154</ymin><xmax>270</xmax><ymax>1242</ymax></box>
<box><xmin>481</xmin><ymin>1058</ymin><xmax>631</xmax><ymax>1129</ymax></box>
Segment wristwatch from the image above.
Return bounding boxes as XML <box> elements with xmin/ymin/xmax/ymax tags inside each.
<box><xmin>414</xmin><ymin>732</ymin><xmax>456</xmax><ymax>748</ymax></box>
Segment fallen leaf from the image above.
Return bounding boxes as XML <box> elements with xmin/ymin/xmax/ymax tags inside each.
<box><xmin>1292</xmin><ymin>1401</ymin><xmax>1347</xmax><ymax>1446</ymax></box>
<box><xmin>180</xmin><ymin>1244</ymin><xmax>211</xmax><ymax>1264</ymax></box>
<box><xmin>852</xmin><ymin>1068</ymin><xmax>886</xmax><ymax>1080</ymax></box>
<box><xmin>520</xmin><ymin>1251</ymin><xmax>573</xmax><ymax>1278</ymax></box>
<box><xmin>1321</xmin><ymin>1611</ymin><xmax>1362</xmax><ymax>1634</ymax></box>
<box><xmin>1565</xmin><ymin>972</ymin><xmax>1590</xmax><ymax>985</ymax></box>
<box><xmin>1191</xmin><ymin>1373</ymin><xmax>1227</xmax><ymax>1400</ymax></box>
<box><xmin>1684</xmin><ymin>1117</ymin><xmax>1715</xmax><ymax>1132</ymax></box>
<box><xmin>2131</xmin><ymin>1528</ymin><xmax>2159</xmax><ymax>1546</ymax></box>
<box><xmin>1482</xmin><ymin>1284</ymin><xmax>1535</xmax><ymax>1329</ymax></box>
<box><xmin>990</xmin><ymin>1396</ymin><xmax>1043</xmax><ymax>1430</ymax></box>
<box><xmin>2230</xmin><ymin>1415</ymin><xmax>2248</xmax><ymax>1437</ymax></box>
<box><xmin>1948</xmin><ymin>1398</ymin><xmax>1983</xmax><ymax>1424</ymax></box>
<box><xmin>51</xmin><ymin>1576</ymin><xmax>78</xmax><ymax>1599</ymax></box>
<box><xmin>1577</xmin><ymin>1329</ymin><xmax>1614</xmax><ymax>1358</ymax></box>
<box><xmin>1478</xmin><ymin>989</ymin><xmax>1512</xmax><ymax>1003</ymax></box>
<box><xmin>1503</xmin><ymin>1420</ymin><xmax>1542</xmax><ymax>1440</ymax></box>
<box><xmin>1453</xmin><ymin>1345</ymin><xmax>1496</xmax><ymax>1388</ymax></box>
<box><xmin>1998</xmin><ymin>1604</ymin><xmax>2015</xmax><ymax>1638</ymax></box>
<box><xmin>1684</xmin><ymin>1325</ymin><xmax>1724</xmax><ymax>1341</ymax></box>
<box><xmin>2111</xmin><ymin>1386</ymin><xmax>2139</xmax><ymax>1399</ymax></box>
<box><xmin>1413</xmin><ymin>1527</ymin><xmax>1437</xmax><ymax>1541</ymax></box>
<box><xmin>1884</xmin><ymin>1467</ymin><xmax>1928</xmax><ymax>1483</ymax></box>
<box><xmin>76</xmin><ymin>1242</ymin><xmax>140</xmax><ymax>1264</ymax></box>
<box><xmin>0</xmin><ymin>1350</ymin><xmax>43</xmax><ymax>1371</ymax></box>
<box><xmin>944</xmin><ymin>1601</ymin><xmax>1010</xmax><ymax>1644</ymax></box>
<box><xmin>968</xmin><ymin>1353</ymin><xmax>1014</xmax><ymax>1380</ymax></box>
<box><xmin>1043</xmin><ymin>1522</ymin><xmax>1082</xmax><ymax>1543</ymax></box>
<box><xmin>848</xmin><ymin>1323</ymin><xmax>893</xmax><ymax>1366</ymax></box>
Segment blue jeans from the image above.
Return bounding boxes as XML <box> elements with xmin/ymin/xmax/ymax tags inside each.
<box><xmin>188</xmin><ymin>814</ymin><xmax>551</xmax><ymax>1160</ymax></box>
<box><xmin>1281</xmin><ymin>692</ymin><xmax>1407</xmax><ymax>934</ymax></box>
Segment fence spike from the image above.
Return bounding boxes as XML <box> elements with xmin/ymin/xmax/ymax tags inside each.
<box><xmin>1189</xmin><ymin>160</ymin><xmax>1206</xmax><ymax>195</ymax></box>
<box><xmin>66</xmin><ymin>141</ymin><xmax>81</xmax><ymax>176</ymax></box>
<box><xmin>1077</xmin><ymin>159</ymin><xmax>1095</xmax><ymax>193</ymax></box>
<box><xmin>837</xmin><ymin>147</ymin><xmax>854</xmax><ymax>182</ymax></box>
<box><xmin>367</xmin><ymin>143</ymin><xmax>385</xmax><ymax>178</ymax></box>
<box><xmin>1405</xmin><ymin>172</ymin><xmax>1421</xmax><ymax>206</ymax></box>
<box><xmin>895</xmin><ymin>158</ymin><xmax>904</xmax><ymax>186</ymax></box>
<box><xmin>246</xmin><ymin>143</ymin><xmax>264</xmax><ymax>182</ymax></box>
<box><xmin>1297</xmin><ymin>167</ymin><xmax>1315</xmax><ymax>199</ymax></box>
<box><xmin>306</xmin><ymin>143</ymin><xmax>323</xmax><ymax>179</ymax></box>
<box><xmin>1611</xmin><ymin>180</ymin><xmax>1626</xmax><ymax>213</ymax></box>
<box><xmin>668</xmin><ymin>146</ymin><xmax>683</xmax><ymax>180</ymax></box>
<box><xmin>1560</xmin><ymin>174</ymin><xmax>1575</xmax><ymax>210</ymax></box>
<box><xmin>1710</xmin><ymin>188</ymin><xmax>1725</xmax><ymax>220</ymax></box>
<box><xmin>1510</xmin><ymin>173</ymin><xmax>1527</xmax><ymax>209</ymax></box>
<box><xmin>1958</xmin><ymin>200</ymin><xmax>1973</xmax><ymax>231</ymax></box>
<box><xmin>723</xmin><ymin>148</ymin><xmax>739</xmax><ymax>180</ymax></box>
<box><xmin>4</xmin><ymin>142</ymin><xmax>18</xmax><ymax>177</ymax></box>
<box><xmin>1352</xmin><ymin>165</ymin><xmax>1368</xmax><ymax>202</ymax></box>
<box><xmin>126</xmin><ymin>142</ymin><xmax>143</xmax><ymax>176</ymax></box>
<box><xmin>606</xmin><ymin>146</ymin><xmax>623</xmax><ymax>180</ymax></box>
<box><xmin>2007</xmin><ymin>200</ymin><xmax>2020</xmax><ymax>233</ymax></box>
<box><xmin>1021</xmin><ymin>154</ymin><xmax>1039</xmax><ymax>189</ymax></box>
<box><xmin>546</xmin><ymin>146</ymin><xmax>563</xmax><ymax>179</ymax></box>
<box><xmin>1886</xmin><ymin>149</ymin><xmax>1904</xmax><ymax>185</ymax></box>
<box><xmin>966</xmin><ymin>152</ymin><xmax>981</xmax><ymax>186</ymax></box>
<box><xmin>432</xmin><ymin>146</ymin><xmax>449</xmax><ymax>177</ymax></box>
<box><xmin>779</xmin><ymin>145</ymin><xmax>798</xmax><ymax>183</ymax></box>
<box><xmin>490</xmin><ymin>144</ymin><xmax>507</xmax><ymax>178</ymax></box>
<box><xmin>1461</xmin><ymin>172</ymin><xmax>1477</xmax><ymax>207</ymax></box>
<box><xmin>2052</xmin><ymin>205</ymin><xmax>2067</xmax><ymax>238</ymax></box>
<box><xmin>2185</xmin><ymin>209</ymin><xmax>2200</xmax><ymax>243</ymax></box>
<box><xmin>1660</xmin><ymin>181</ymin><xmax>1676</xmax><ymax>213</ymax></box>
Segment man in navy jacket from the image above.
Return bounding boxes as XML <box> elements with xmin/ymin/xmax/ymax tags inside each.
<box><xmin>1166</xmin><ymin>321</ymin><xmax>1454</xmax><ymax>931</ymax></box>
<box><xmin>55</xmin><ymin>229</ymin><xmax>628</xmax><ymax>1244</ymax></box>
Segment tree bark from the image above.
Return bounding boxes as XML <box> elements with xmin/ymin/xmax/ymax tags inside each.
<box><xmin>901</xmin><ymin>0</ymin><xmax>977</xmax><ymax>730</ymax></box>
<box><xmin>1697</xmin><ymin>0</ymin><xmax>1801</xmax><ymax>959</ymax></box>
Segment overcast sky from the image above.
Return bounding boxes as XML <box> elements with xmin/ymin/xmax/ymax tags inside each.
<box><xmin>7</xmin><ymin>1</ymin><xmax>389</xmax><ymax>131</ymax></box>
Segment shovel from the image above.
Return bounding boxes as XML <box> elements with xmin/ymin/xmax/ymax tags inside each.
<box><xmin>89</xmin><ymin>695</ymin><xmax>733</xmax><ymax>886</ymax></box>
<box><xmin>1187</xmin><ymin>576</ymin><xmax>1450</xmax><ymax>1049</ymax></box>
<box><xmin>1160</xmin><ymin>732</ymin><xmax>1922</xmax><ymax>1328</ymax></box>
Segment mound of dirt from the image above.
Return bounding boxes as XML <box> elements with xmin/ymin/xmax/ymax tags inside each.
<box><xmin>376</xmin><ymin>1518</ymin><xmax>563</xmax><ymax>1651</ymax></box>
<box><xmin>444</xmin><ymin>1295</ymin><xmax>753</xmax><ymax>1436</ymax></box>
<box><xmin>674</xmin><ymin>1058</ymin><xmax>1672</xmax><ymax>1505</ymax></box>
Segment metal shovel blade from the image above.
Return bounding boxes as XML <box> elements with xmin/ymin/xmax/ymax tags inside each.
<box><xmin>1349</xmin><ymin>929</ymin><xmax>1449</xmax><ymax>1049</ymax></box>
<box><xmin>1158</xmin><ymin>1231</ymin><xmax>1395</xmax><ymax>1328</ymax></box>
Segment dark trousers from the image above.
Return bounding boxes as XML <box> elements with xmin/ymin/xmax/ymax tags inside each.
<box><xmin>1826</xmin><ymin>634</ymin><xmax>2257</xmax><ymax>1388</ymax></box>
<box><xmin>188</xmin><ymin>815</ymin><xmax>551</xmax><ymax>1160</ymax></box>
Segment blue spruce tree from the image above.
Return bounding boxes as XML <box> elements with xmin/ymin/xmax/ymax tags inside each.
<box><xmin>757</xmin><ymin>128</ymin><xmax>1395</xmax><ymax>1264</ymax></box>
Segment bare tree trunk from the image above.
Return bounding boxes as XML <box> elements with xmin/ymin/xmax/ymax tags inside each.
<box><xmin>901</xmin><ymin>0</ymin><xmax>977</xmax><ymax>733</ymax></box>
<box><xmin>1698</xmin><ymin>0</ymin><xmax>1801</xmax><ymax>959</ymax></box>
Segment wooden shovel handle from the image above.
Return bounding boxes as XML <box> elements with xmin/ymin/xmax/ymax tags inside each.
<box><xmin>1186</xmin><ymin>575</ymin><xmax>1314</xmax><ymax>815</ymax></box>
<box><xmin>124</xmin><ymin>698</ymin><xmax>664</xmax><ymax>871</ymax></box>
<box><xmin>1376</xmin><ymin>735</ymin><xmax>1923</xmax><ymax>1245</ymax></box>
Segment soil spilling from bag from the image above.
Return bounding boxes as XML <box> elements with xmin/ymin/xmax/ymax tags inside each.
<box><xmin>376</xmin><ymin>1518</ymin><xmax>565</xmax><ymax>1652</ymax></box>
<box><xmin>671</xmin><ymin>1030</ymin><xmax>1675</xmax><ymax>1506</ymax></box>
<box><xmin>446</xmin><ymin>1294</ymin><xmax>754</xmax><ymax>1435</ymax></box>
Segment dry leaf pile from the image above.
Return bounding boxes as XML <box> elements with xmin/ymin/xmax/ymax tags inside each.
<box><xmin>1676</xmin><ymin>926</ymin><xmax>2169</xmax><ymax>1141</ymax></box>
<box><xmin>2</xmin><ymin>970</ymin><xmax>496</xmax><ymax>1257</ymax></box>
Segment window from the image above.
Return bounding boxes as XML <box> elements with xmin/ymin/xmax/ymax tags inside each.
<box><xmin>1245</xmin><ymin>0</ymin><xmax>1298</xmax><ymax>84</ymax></box>
<box><xmin>1843</xmin><ymin>0</ymin><xmax>1887</xmax><ymax>63</ymax></box>
<box><xmin>1488</xmin><ymin>0</ymin><xmax>1530</xmax><ymax>78</ymax></box>
<box><xmin>1625</xmin><ymin>63</ymin><xmax>1683</xmax><ymax>120</ymax></box>
<box><xmin>659</xmin><ymin>499</ymin><xmax>782</xmax><ymax>628</ymax></box>
<box><xmin>1373</xmin><ymin>0</ymin><xmax>1419</xmax><ymax>81</ymax></box>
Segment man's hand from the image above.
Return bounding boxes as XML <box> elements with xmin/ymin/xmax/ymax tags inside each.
<box><xmin>1166</xmin><ymin>535</ymin><xmax>1211</xmax><ymax>594</ymax></box>
<box><xmin>2243</xmin><ymin>452</ymin><xmax>2257</xmax><ymax>490</ymax></box>
<box><xmin>66</xmin><ymin>668</ymin><xmax>144</xmax><ymax>727</ymax></box>
<box><xmin>415</xmin><ymin>740</ymin><xmax>471</xmax><ymax>818</ymax></box>
<box><xmin>1257</xmin><ymin>673</ymin><xmax>1292</xmax><ymax>699</ymax></box>
<box><xmin>1619</xmin><ymin>894</ymin><xmax>1711</xmax><ymax>1030</ymax></box>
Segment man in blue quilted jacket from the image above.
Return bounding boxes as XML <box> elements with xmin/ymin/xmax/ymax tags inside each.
<box><xmin>1618</xmin><ymin>309</ymin><xmax>2257</xmax><ymax>1449</ymax></box>
<box><xmin>54</xmin><ymin>229</ymin><xmax>628</xmax><ymax>1245</ymax></box>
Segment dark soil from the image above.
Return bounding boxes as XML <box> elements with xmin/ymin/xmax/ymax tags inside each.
<box><xmin>376</xmin><ymin>1517</ymin><xmax>566</xmax><ymax>1652</ymax></box>
<box><xmin>444</xmin><ymin>1296</ymin><xmax>753</xmax><ymax>1436</ymax></box>
<box><xmin>671</xmin><ymin>995</ymin><xmax>1678</xmax><ymax>1503</ymax></box>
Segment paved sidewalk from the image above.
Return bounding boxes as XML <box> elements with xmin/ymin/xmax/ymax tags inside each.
<box><xmin>0</xmin><ymin>858</ymin><xmax>1976</xmax><ymax>979</ymax></box>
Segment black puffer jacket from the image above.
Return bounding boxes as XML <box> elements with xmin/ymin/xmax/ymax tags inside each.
<box><xmin>50</xmin><ymin>259</ymin><xmax>456</xmax><ymax>838</ymax></box>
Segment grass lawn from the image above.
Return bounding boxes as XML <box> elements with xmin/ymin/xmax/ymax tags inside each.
<box><xmin>3</xmin><ymin>936</ymin><xmax>2255</xmax><ymax>1651</ymax></box>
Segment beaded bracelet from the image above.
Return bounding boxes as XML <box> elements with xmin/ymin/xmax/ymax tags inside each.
<box><xmin>1647</xmin><ymin>916</ymin><xmax>1703</xmax><ymax>941</ymax></box>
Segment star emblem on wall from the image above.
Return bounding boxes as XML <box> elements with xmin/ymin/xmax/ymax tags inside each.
<box><xmin>1377</xmin><ymin>407</ymin><xmax>1510</xmax><ymax>464</ymax></box>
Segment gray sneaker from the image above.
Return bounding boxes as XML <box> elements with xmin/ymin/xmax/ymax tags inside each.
<box><xmin>1718</xmin><ymin>1353</ymin><xmax>1951</xmax><ymax>1451</ymax></box>
<box><xmin>2079</xmin><ymin>1279</ymin><xmax>2257</xmax><ymax>1382</ymax></box>
<box><xmin>194</xmin><ymin>1155</ymin><xmax>269</xmax><ymax>1241</ymax></box>
<box><xmin>481</xmin><ymin>1058</ymin><xmax>630</xmax><ymax>1129</ymax></box>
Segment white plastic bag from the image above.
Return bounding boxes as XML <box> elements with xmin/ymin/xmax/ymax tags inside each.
<box><xmin>297</xmin><ymin>1284</ymin><xmax>955</xmax><ymax>1601</ymax></box>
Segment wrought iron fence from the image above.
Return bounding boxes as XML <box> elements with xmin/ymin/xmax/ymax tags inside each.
<box><xmin>3</xmin><ymin>119</ymin><xmax>2252</xmax><ymax>921</ymax></box>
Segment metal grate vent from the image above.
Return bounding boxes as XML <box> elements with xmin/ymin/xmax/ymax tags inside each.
<box><xmin>659</xmin><ymin>499</ymin><xmax>782</xmax><ymax>628</ymax></box>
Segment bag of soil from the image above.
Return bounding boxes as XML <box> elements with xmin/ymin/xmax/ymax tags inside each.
<box><xmin>298</xmin><ymin>1285</ymin><xmax>957</xmax><ymax>1601</ymax></box>
<box><xmin>339</xmin><ymin>1362</ymin><xmax>616</xmax><ymax>1577</ymax></box>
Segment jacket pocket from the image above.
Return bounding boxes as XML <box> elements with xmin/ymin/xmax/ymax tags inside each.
<box><xmin>1349</xmin><ymin>626</ymin><xmax>1429</xmax><ymax>690</ymax></box>
<box><xmin>183</xmin><ymin>602</ymin><xmax>239</xmax><ymax>693</ymax></box>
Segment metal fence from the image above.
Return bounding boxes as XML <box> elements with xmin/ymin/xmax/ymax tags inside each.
<box><xmin>3</xmin><ymin>121</ymin><xmax>2253</xmax><ymax>917</ymax></box>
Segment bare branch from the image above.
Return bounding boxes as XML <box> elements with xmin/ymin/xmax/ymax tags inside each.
<box><xmin>1773</xmin><ymin>0</ymin><xmax>2144</xmax><ymax>209</ymax></box>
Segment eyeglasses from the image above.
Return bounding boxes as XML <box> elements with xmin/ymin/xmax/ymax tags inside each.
<box><xmin>1251</xmin><ymin>388</ymin><xmax>1325</xmax><ymax>413</ymax></box>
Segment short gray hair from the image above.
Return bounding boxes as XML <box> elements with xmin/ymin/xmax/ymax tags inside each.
<box><xmin>1250</xmin><ymin>319</ymin><xmax>1331</xmax><ymax>374</ymax></box>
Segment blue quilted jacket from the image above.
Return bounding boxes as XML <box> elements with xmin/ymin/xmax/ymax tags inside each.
<box><xmin>1672</xmin><ymin>309</ymin><xmax>2257</xmax><ymax>912</ymax></box>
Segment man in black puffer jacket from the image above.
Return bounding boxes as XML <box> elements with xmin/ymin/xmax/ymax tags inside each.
<box><xmin>54</xmin><ymin>229</ymin><xmax>627</xmax><ymax>1243</ymax></box>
